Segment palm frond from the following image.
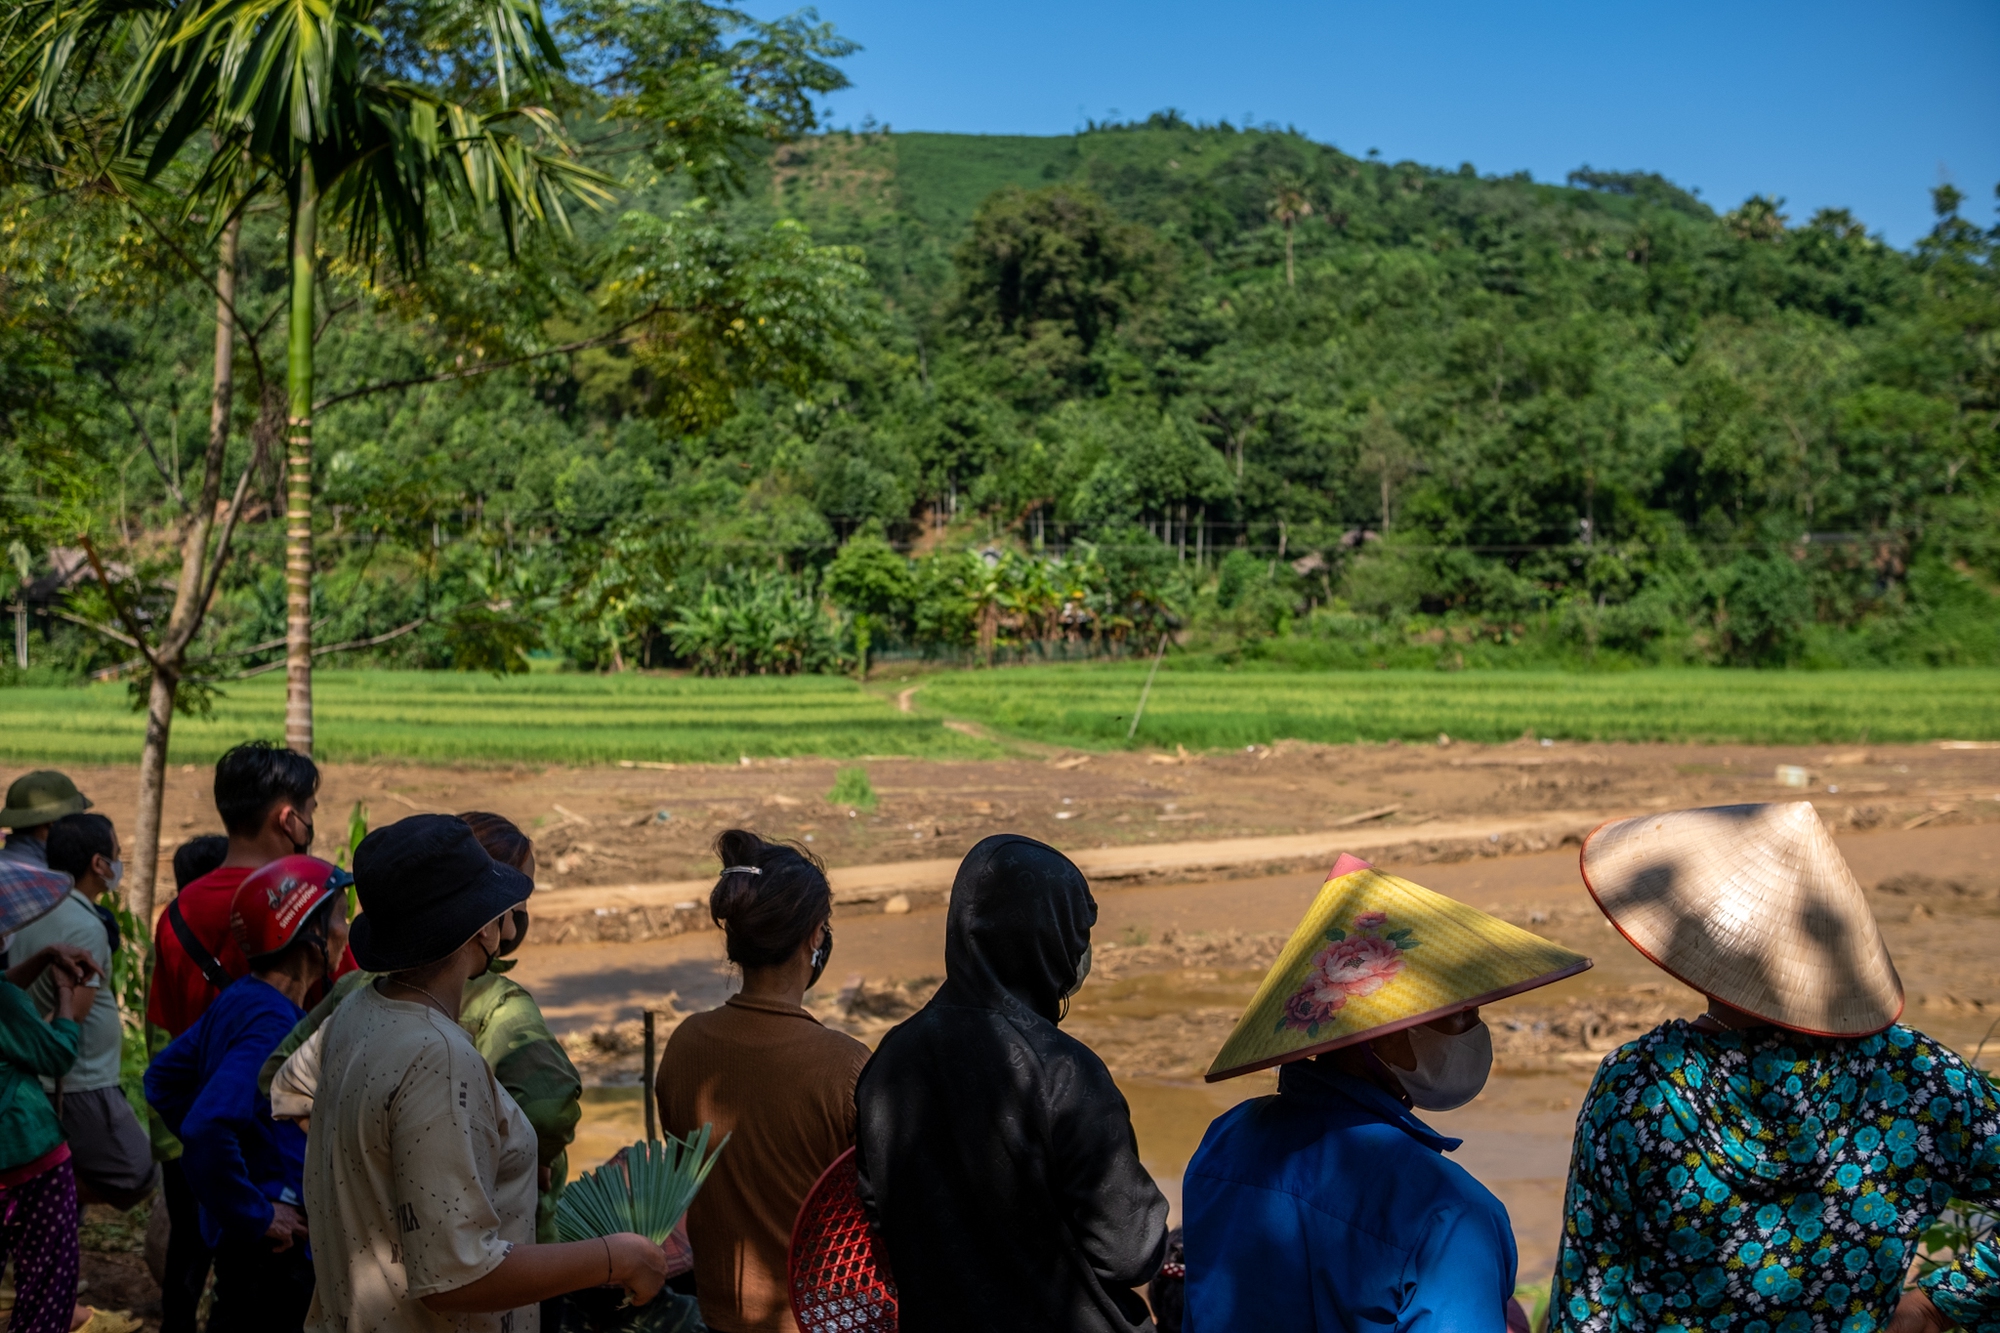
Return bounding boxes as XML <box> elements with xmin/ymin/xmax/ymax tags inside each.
<box><xmin>555</xmin><ymin>1125</ymin><xmax>728</xmax><ymax>1246</ymax></box>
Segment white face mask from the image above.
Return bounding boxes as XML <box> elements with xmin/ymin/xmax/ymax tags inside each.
<box><xmin>1061</xmin><ymin>944</ymin><xmax>1092</xmax><ymax>1000</ymax></box>
<box><xmin>1393</xmin><ymin>1020</ymin><xmax>1493</xmax><ymax>1111</ymax></box>
<box><xmin>103</xmin><ymin>859</ymin><xmax>124</xmax><ymax>895</ymax></box>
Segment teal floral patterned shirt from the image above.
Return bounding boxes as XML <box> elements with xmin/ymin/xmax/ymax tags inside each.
<box><xmin>1552</xmin><ymin>1021</ymin><xmax>2000</xmax><ymax>1333</ymax></box>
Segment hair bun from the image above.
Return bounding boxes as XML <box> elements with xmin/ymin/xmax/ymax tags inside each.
<box><xmin>707</xmin><ymin>828</ymin><xmax>831</xmax><ymax>970</ymax></box>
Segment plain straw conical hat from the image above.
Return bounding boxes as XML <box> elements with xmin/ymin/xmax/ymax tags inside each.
<box><xmin>1205</xmin><ymin>860</ymin><xmax>1591</xmax><ymax>1082</ymax></box>
<box><xmin>1580</xmin><ymin>802</ymin><xmax>1902</xmax><ymax>1037</ymax></box>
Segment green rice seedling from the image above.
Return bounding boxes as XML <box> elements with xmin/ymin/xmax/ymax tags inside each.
<box><xmin>555</xmin><ymin>1125</ymin><xmax>728</xmax><ymax>1245</ymax></box>
<box><xmin>919</xmin><ymin>665</ymin><xmax>2000</xmax><ymax>749</ymax></box>
<box><xmin>0</xmin><ymin>670</ymin><xmax>999</xmax><ymax>766</ymax></box>
<box><xmin>825</xmin><ymin>764</ymin><xmax>878</xmax><ymax>811</ymax></box>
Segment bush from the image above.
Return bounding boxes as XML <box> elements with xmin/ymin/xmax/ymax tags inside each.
<box><xmin>1708</xmin><ymin>557</ymin><xmax>1813</xmax><ymax>665</ymax></box>
<box><xmin>826</xmin><ymin>765</ymin><xmax>877</xmax><ymax>810</ymax></box>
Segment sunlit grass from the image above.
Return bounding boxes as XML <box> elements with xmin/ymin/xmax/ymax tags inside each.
<box><xmin>0</xmin><ymin>670</ymin><xmax>997</xmax><ymax>766</ymax></box>
<box><xmin>916</xmin><ymin>665</ymin><xmax>2000</xmax><ymax>748</ymax></box>
<box><xmin>3</xmin><ymin>665</ymin><xmax>1992</xmax><ymax>768</ymax></box>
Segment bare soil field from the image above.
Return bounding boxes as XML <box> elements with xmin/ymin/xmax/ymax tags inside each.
<box><xmin>62</xmin><ymin>736</ymin><xmax>2000</xmax><ymax>893</ymax></box>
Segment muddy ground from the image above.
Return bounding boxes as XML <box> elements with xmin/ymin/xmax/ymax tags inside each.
<box><xmin>52</xmin><ymin>740</ymin><xmax>2000</xmax><ymax>1319</ymax></box>
<box><xmin>59</xmin><ymin>737</ymin><xmax>2000</xmax><ymax>892</ymax></box>
<box><xmin>519</xmin><ymin>818</ymin><xmax>2000</xmax><ymax>1291</ymax></box>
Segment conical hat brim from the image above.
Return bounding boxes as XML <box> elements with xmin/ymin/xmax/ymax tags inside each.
<box><xmin>1579</xmin><ymin>802</ymin><xmax>1902</xmax><ymax>1037</ymax></box>
<box><xmin>1205</xmin><ymin>868</ymin><xmax>1591</xmax><ymax>1082</ymax></box>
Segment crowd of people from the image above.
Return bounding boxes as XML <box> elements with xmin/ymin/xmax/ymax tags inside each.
<box><xmin>0</xmin><ymin>744</ymin><xmax>1995</xmax><ymax>1333</ymax></box>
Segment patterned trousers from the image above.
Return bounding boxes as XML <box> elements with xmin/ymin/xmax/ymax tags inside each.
<box><xmin>0</xmin><ymin>1157</ymin><xmax>79</xmax><ymax>1333</ymax></box>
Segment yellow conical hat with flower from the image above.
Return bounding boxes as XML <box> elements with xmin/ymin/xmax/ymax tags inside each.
<box><xmin>1205</xmin><ymin>855</ymin><xmax>1593</xmax><ymax>1082</ymax></box>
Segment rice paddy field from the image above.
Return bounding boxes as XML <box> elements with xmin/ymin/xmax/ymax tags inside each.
<box><xmin>917</xmin><ymin>664</ymin><xmax>2000</xmax><ymax>750</ymax></box>
<box><xmin>0</xmin><ymin>670</ymin><xmax>995</xmax><ymax>766</ymax></box>
<box><xmin>0</xmin><ymin>666</ymin><xmax>1993</xmax><ymax>766</ymax></box>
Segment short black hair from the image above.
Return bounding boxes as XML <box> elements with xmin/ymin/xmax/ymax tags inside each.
<box><xmin>173</xmin><ymin>835</ymin><xmax>230</xmax><ymax>890</ymax></box>
<box><xmin>46</xmin><ymin>813</ymin><xmax>116</xmax><ymax>880</ymax></box>
<box><xmin>213</xmin><ymin>741</ymin><xmax>319</xmax><ymax>837</ymax></box>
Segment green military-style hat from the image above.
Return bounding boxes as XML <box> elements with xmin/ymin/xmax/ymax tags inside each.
<box><xmin>0</xmin><ymin>770</ymin><xmax>93</xmax><ymax>828</ymax></box>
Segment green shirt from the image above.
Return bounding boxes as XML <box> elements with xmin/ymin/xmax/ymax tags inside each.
<box><xmin>0</xmin><ymin>980</ymin><xmax>80</xmax><ymax>1172</ymax></box>
<box><xmin>262</xmin><ymin>964</ymin><xmax>583</xmax><ymax>1243</ymax></box>
<box><xmin>10</xmin><ymin>891</ymin><xmax>122</xmax><ymax>1092</ymax></box>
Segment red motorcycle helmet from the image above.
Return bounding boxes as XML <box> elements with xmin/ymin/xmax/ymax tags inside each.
<box><xmin>230</xmin><ymin>855</ymin><xmax>346</xmax><ymax>966</ymax></box>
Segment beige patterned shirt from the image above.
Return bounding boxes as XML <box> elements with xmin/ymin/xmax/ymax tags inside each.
<box><xmin>305</xmin><ymin>983</ymin><xmax>539</xmax><ymax>1333</ymax></box>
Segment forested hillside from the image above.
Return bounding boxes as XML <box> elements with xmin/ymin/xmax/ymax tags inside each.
<box><xmin>7</xmin><ymin>111</ymin><xmax>1998</xmax><ymax>680</ymax></box>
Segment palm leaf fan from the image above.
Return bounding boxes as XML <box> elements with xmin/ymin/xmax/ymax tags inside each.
<box><xmin>556</xmin><ymin>1126</ymin><xmax>728</xmax><ymax>1245</ymax></box>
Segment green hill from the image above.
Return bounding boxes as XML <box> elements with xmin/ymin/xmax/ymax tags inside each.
<box><xmin>7</xmin><ymin>115</ymin><xmax>1997</xmax><ymax>681</ymax></box>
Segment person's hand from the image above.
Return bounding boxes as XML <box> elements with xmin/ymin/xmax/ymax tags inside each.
<box><xmin>7</xmin><ymin>943</ymin><xmax>102</xmax><ymax>990</ymax></box>
<box><xmin>1888</xmin><ymin>1289</ymin><xmax>1950</xmax><ymax>1333</ymax></box>
<box><xmin>604</xmin><ymin>1232</ymin><xmax>669</xmax><ymax>1307</ymax></box>
<box><xmin>538</xmin><ymin>1165</ymin><xmax>553</xmax><ymax>1193</ymax></box>
<box><xmin>57</xmin><ymin>978</ymin><xmax>99</xmax><ymax>1022</ymax></box>
<box><xmin>265</xmin><ymin>1201</ymin><xmax>310</xmax><ymax>1253</ymax></box>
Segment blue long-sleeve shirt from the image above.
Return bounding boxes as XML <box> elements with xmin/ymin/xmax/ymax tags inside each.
<box><xmin>145</xmin><ymin>976</ymin><xmax>307</xmax><ymax>1248</ymax></box>
<box><xmin>1184</xmin><ymin>1058</ymin><xmax>1518</xmax><ymax>1333</ymax></box>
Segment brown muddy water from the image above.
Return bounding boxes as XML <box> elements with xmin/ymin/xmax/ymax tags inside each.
<box><xmin>535</xmin><ymin>822</ymin><xmax>2000</xmax><ymax>1291</ymax></box>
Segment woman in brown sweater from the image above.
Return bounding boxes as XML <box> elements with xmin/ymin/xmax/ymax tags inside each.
<box><xmin>656</xmin><ymin>831</ymin><xmax>867</xmax><ymax>1333</ymax></box>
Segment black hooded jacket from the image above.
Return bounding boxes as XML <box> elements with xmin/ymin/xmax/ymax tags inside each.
<box><xmin>855</xmin><ymin>835</ymin><xmax>1169</xmax><ymax>1333</ymax></box>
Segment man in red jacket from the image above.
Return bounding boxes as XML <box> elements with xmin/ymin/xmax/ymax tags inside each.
<box><xmin>146</xmin><ymin>740</ymin><xmax>334</xmax><ymax>1333</ymax></box>
<box><xmin>148</xmin><ymin>742</ymin><xmax>325</xmax><ymax>1040</ymax></box>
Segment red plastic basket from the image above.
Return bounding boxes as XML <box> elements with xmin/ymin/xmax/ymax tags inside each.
<box><xmin>788</xmin><ymin>1147</ymin><xmax>899</xmax><ymax>1333</ymax></box>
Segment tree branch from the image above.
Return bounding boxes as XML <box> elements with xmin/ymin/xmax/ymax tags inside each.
<box><xmin>209</xmin><ymin>614</ymin><xmax>432</xmax><ymax>680</ymax></box>
<box><xmin>183</xmin><ymin>615</ymin><xmax>332</xmax><ymax>667</ymax></box>
<box><xmin>98</xmin><ymin>370</ymin><xmax>187</xmax><ymax>508</ymax></box>
<box><xmin>192</xmin><ymin>455</ymin><xmax>258</xmax><ymax>623</ymax></box>
<box><xmin>311</xmin><ymin>313</ymin><xmax>661</xmax><ymax>413</ymax></box>
<box><xmin>76</xmin><ymin>537</ymin><xmax>159</xmax><ymax>670</ymax></box>
<box><xmin>119</xmin><ymin>188</ymin><xmax>274</xmax><ymax>395</ymax></box>
<box><xmin>56</xmin><ymin>610</ymin><xmax>141</xmax><ymax>650</ymax></box>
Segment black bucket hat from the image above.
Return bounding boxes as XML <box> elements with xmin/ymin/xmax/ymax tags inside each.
<box><xmin>349</xmin><ymin>814</ymin><xmax>533</xmax><ymax>971</ymax></box>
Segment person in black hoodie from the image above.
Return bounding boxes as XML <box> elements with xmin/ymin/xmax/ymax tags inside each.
<box><xmin>854</xmin><ymin>834</ymin><xmax>1168</xmax><ymax>1333</ymax></box>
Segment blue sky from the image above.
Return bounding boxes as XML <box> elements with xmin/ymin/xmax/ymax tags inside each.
<box><xmin>784</xmin><ymin>0</ymin><xmax>1999</xmax><ymax>249</ymax></box>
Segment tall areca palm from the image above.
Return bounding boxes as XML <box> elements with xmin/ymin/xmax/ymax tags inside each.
<box><xmin>115</xmin><ymin>0</ymin><xmax>610</xmax><ymax>751</ymax></box>
<box><xmin>1268</xmin><ymin>175</ymin><xmax>1313</xmax><ymax>288</ymax></box>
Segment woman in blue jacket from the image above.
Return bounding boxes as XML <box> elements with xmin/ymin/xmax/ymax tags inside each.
<box><xmin>1184</xmin><ymin>855</ymin><xmax>1588</xmax><ymax>1332</ymax></box>
<box><xmin>146</xmin><ymin>856</ymin><xmax>347</xmax><ymax>1333</ymax></box>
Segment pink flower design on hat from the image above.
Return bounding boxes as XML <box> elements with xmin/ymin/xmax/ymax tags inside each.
<box><xmin>1277</xmin><ymin>912</ymin><xmax>1420</xmax><ymax>1037</ymax></box>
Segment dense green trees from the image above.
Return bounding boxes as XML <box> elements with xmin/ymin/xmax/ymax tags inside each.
<box><xmin>3</xmin><ymin>109</ymin><xmax>1996</xmax><ymax>692</ymax></box>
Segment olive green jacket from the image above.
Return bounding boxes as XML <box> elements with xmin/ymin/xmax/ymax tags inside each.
<box><xmin>260</xmin><ymin>963</ymin><xmax>582</xmax><ymax>1242</ymax></box>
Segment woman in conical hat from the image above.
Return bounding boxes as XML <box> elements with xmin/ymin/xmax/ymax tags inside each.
<box><xmin>1184</xmin><ymin>854</ymin><xmax>1592</xmax><ymax>1332</ymax></box>
<box><xmin>1551</xmin><ymin>802</ymin><xmax>2000</xmax><ymax>1333</ymax></box>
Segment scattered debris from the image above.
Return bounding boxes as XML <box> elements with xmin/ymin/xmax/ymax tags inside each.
<box><xmin>1331</xmin><ymin>804</ymin><xmax>1402</xmax><ymax>827</ymax></box>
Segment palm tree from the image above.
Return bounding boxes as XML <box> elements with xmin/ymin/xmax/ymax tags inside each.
<box><xmin>1268</xmin><ymin>176</ymin><xmax>1313</xmax><ymax>287</ymax></box>
<box><xmin>114</xmin><ymin>0</ymin><xmax>611</xmax><ymax>752</ymax></box>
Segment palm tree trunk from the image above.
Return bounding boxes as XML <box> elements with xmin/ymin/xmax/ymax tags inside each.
<box><xmin>1285</xmin><ymin>220</ymin><xmax>1295</xmax><ymax>287</ymax></box>
<box><xmin>284</xmin><ymin>161</ymin><xmax>318</xmax><ymax>756</ymax></box>
<box><xmin>129</xmin><ymin>214</ymin><xmax>240</xmax><ymax>922</ymax></box>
